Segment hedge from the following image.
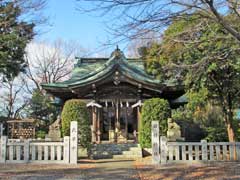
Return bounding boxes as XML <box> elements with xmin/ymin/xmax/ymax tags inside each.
<box><xmin>61</xmin><ymin>99</ymin><xmax>91</xmax><ymax>148</ymax></box>
<box><xmin>139</xmin><ymin>98</ymin><xmax>171</xmax><ymax>148</ymax></box>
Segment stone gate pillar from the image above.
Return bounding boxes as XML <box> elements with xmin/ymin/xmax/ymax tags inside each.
<box><xmin>152</xmin><ymin>121</ymin><xmax>160</xmax><ymax>164</ymax></box>
<box><xmin>70</xmin><ymin>121</ymin><xmax>78</xmax><ymax>164</ymax></box>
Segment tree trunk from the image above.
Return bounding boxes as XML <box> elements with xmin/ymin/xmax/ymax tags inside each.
<box><xmin>223</xmin><ymin>104</ymin><xmax>236</xmax><ymax>142</ymax></box>
<box><xmin>225</xmin><ymin>115</ymin><xmax>237</xmax><ymax>160</ymax></box>
<box><xmin>226</xmin><ymin>122</ymin><xmax>235</xmax><ymax>142</ymax></box>
<box><xmin>222</xmin><ymin>97</ymin><xmax>236</xmax><ymax>142</ymax></box>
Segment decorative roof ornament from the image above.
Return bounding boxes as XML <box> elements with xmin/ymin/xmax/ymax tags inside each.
<box><xmin>113</xmin><ymin>71</ymin><xmax>121</xmax><ymax>85</ymax></box>
<box><xmin>110</xmin><ymin>45</ymin><xmax>124</xmax><ymax>59</ymax></box>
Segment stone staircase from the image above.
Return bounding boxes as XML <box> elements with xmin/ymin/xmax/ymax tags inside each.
<box><xmin>90</xmin><ymin>143</ymin><xmax>142</xmax><ymax>159</ymax></box>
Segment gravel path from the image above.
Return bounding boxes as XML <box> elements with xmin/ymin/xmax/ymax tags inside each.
<box><xmin>0</xmin><ymin>159</ymin><xmax>140</xmax><ymax>180</ymax></box>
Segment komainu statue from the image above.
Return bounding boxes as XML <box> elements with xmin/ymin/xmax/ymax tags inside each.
<box><xmin>167</xmin><ymin>118</ymin><xmax>184</xmax><ymax>141</ymax></box>
<box><xmin>47</xmin><ymin>115</ymin><xmax>61</xmax><ymax>141</ymax></box>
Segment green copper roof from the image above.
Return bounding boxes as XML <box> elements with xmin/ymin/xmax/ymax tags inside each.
<box><xmin>41</xmin><ymin>48</ymin><xmax>163</xmax><ymax>90</ymax></box>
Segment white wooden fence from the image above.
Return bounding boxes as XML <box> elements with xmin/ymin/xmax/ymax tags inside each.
<box><xmin>0</xmin><ymin>121</ymin><xmax>78</xmax><ymax>164</ymax></box>
<box><xmin>152</xmin><ymin>121</ymin><xmax>240</xmax><ymax>164</ymax></box>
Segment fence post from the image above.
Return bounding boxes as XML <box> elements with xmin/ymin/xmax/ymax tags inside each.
<box><xmin>70</xmin><ymin>121</ymin><xmax>78</xmax><ymax>164</ymax></box>
<box><xmin>24</xmin><ymin>139</ymin><xmax>30</xmax><ymax>163</ymax></box>
<box><xmin>201</xmin><ymin>140</ymin><xmax>207</xmax><ymax>161</ymax></box>
<box><xmin>64</xmin><ymin>136</ymin><xmax>70</xmax><ymax>164</ymax></box>
<box><xmin>0</xmin><ymin>123</ymin><xmax>3</xmax><ymax>137</ymax></box>
<box><xmin>0</xmin><ymin>136</ymin><xmax>7</xmax><ymax>163</ymax></box>
<box><xmin>160</xmin><ymin>136</ymin><xmax>167</xmax><ymax>164</ymax></box>
<box><xmin>152</xmin><ymin>121</ymin><xmax>160</xmax><ymax>164</ymax></box>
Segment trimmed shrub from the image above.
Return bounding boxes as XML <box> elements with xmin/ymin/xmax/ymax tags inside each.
<box><xmin>36</xmin><ymin>130</ymin><xmax>47</xmax><ymax>139</ymax></box>
<box><xmin>139</xmin><ymin>98</ymin><xmax>171</xmax><ymax>148</ymax></box>
<box><xmin>61</xmin><ymin>99</ymin><xmax>91</xmax><ymax>148</ymax></box>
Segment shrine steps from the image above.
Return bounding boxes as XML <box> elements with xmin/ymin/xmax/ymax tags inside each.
<box><xmin>90</xmin><ymin>143</ymin><xmax>142</xmax><ymax>159</ymax></box>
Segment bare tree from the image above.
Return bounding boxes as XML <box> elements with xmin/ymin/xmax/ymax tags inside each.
<box><xmin>0</xmin><ymin>76</ymin><xmax>29</xmax><ymax>118</ymax></box>
<box><xmin>77</xmin><ymin>0</ymin><xmax>240</xmax><ymax>42</ymax></box>
<box><xmin>127</xmin><ymin>30</ymin><xmax>161</xmax><ymax>57</ymax></box>
<box><xmin>0</xmin><ymin>40</ymin><xmax>85</xmax><ymax>118</ymax></box>
<box><xmin>24</xmin><ymin>39</ymin><xmax>85</xmax><ymax>93</ymax></box>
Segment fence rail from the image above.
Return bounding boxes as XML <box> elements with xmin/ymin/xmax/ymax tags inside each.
<box><xmin>0</xmin><ymin>136</ymin><xmax>70</xmax><ymax>164</ymax></box>
<box><xmin>164</xmin><ymin>140</ymin><xmax>240</xmax><ymax>163</ymax></box>
<box><xmin>0</xmin><ymin>121</ymin><xmax>78</xmax><ymax>164</ymax></box>
<box><xmin>151</xmin><ymin>121</ymin><xmax>240</xmax><ymax>164</ymax></box>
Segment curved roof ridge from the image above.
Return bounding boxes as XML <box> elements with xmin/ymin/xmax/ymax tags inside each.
<box><xmin>41</xmin><ymin>48</ymin><xmax>163</xmax><ymax>89</ymax></box>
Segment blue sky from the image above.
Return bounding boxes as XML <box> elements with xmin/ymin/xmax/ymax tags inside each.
<box><xmin>37</xmin><ymin>0</ymin><xmax>117</xmax><ymax>56</ymax></box>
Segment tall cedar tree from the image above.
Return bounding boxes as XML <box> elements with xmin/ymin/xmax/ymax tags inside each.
<box><xmin>0</xmin><ymin>2</ymin><xmax>34</xmax><ymax>79</ymax></box>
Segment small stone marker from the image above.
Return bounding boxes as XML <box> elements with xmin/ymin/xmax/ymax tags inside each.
<box><xmin>70</xmin><ymin>121</ymin><xmax>78</xmax><ymax>164</ymax></box>
<box><xmin>201</xmin><ymin>140</ymin><xmax>207</xmax><ymax>161</ymax></box>
<box><xmin>160</xmin><ymin>136</ymin><xmax>167</xmax><ymax>164</ymax></box>
<box><xmin>152</xmin><ymin>121</ymin><xmax>160</xmax><ymax>164</ymax></box>
<box><xmin>0</xmin><ymin>136</ymin><xmax>7</xmax><ymax>163</ymax></box>
<box><xmin>0</xmin><ymin>123</ymin><xmax>3</xmax><ymax>137</ymax></box>
<box><xmin>24</xmin><ymin>139</ymin><xmax>30</xmax><ymax>162</ymax></box>
<box><xmin>64</xmin><ymin>136</ymin><xmax>70</xmax><ymax>163</ymax></box>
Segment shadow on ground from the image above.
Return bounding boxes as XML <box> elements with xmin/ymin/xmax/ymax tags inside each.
<box><xmin>0</xmin><ymin>159</ymin><xmax>140</xmax><ymax>180</ymax></box>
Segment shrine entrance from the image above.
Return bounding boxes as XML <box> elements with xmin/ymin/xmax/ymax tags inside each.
<box><xmin>88</xmin><ymin>98</ymin><xmax>141</xmax><ymax>144</ymax></box>
<box><xmin>100</xmin><ymin>99</ymin><xmax>138</xmax><ymax>143</ymax></box>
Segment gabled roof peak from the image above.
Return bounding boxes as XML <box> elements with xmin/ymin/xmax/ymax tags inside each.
<box><xmin>110</xmin><ymin>46</ymin><xmax>125</xmax><ymax>60</ymax></box>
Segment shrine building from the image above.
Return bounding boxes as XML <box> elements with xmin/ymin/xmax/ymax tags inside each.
<box><xmin>42</xmin><ymin>47</ymin><xmax>185</xmax><ymax>143</ymax></box>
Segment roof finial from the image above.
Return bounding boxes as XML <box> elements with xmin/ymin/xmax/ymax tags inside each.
<box><xmin>110</xmin><ymin>45</ymin><xmax>124</xmax><ymax>59</ymax></box>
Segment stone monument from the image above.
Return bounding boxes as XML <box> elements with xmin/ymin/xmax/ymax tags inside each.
<box><xmin>167</xmin><ymin>118</ymin><xmax>184</xmax><ymax>141</ymax></box>
<box><xmin>47</xmin><ymin>115</ymin><xmax>61</xmax><ymax>141</ymax></box>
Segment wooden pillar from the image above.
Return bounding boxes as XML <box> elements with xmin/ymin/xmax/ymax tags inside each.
<box><xmin>92</xmin><ymin>107</ymin><xmax>97</xmax><ymax>143</ymax></box>
<box><xmin>125</xmin><ymin>106</ymin><xmax>128</xmax><ymax>142</ymax></box>
<box><xmin>96</xmin><ymin>108</ymin><xmax>101</xmax><ymax>143</ymax></box>
<box><xmin>136</xmin><ymin>106</ymin><xmax>141</xmax><ymax>142</ymax></box>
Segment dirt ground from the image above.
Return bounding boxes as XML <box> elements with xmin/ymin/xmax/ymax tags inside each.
<box><xmin>0</xmin><ymin>159</ymin><xmax>139</xmax><ymax>180</ymax></box>
<box><xmin>0</xmin><ymin>159</ymin><xmax>240</xmax><ymax>180</ymax></box>
<box><xmin>135</xmin><ymin>158</ymin><xmax>240</xmax><ymax>180</ymax></box>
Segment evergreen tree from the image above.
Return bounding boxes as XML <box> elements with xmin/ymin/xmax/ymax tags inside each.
<box><xmin>28</xmin><ymin>89</ymin><xmax>58</xmax><ymax>123</ymax></box>
<box><xmin>143</xmin><ymin>14</ymin><xmax>240</xmax><ymax>142</ymax></box>
<box><xmin>0</xmin><ymin>1</ymin><xmax>34</xmax><ymax>79</ymax></box>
